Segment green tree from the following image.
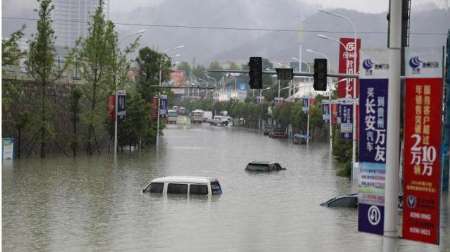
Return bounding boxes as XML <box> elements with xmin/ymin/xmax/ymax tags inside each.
<box><xmin>192</xmin><ymin>64</ymin><xmax>206</xmax><ymax>81</ymax></box>
<box><xmin>2</xmin><ymin>26</ymin><xmax>26</xmax><ymax>67</ymax></box>
<box><xmin>134</xmin><ymin>47</ymin><xmax>171</xmax><ymax>144</ymax></box>
<box><xmin>73</xmin><ymin>3</ymin><xmax>119</xmax><ymax>155</ymax></box>
<box><xmin>208</xmin><ymin>61</ymin><xmax>223</xmax><ymax>83</ymax></box>
<box><xmin>2</xmin><ymin>26</ymin><xmax>30</xmax><ymax>159</ymax></box>
<box><xmin>177</xmin><ymin>61</ymin><xmax>192</xmax><ymax>79</ymax></box>
<box><xmin>26</xmin><ymin>0</ymin><xmax>63</xmax><ymax>158</ymax></box>
<box><xmin>135</xmin><ymin>47</ymin><xmax>171</xmax><ymax>102</ymax></box>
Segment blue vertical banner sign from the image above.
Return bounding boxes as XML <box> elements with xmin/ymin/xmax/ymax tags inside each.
<box><xmin>302</xmin><ymin>97</ymin><xmax>309</xmax><ymax>113</ymax></box>
<box><xmin>339</xmin><ymin>99</ymin><xmax>353</xmax><ymax>140</ymax></box>
<box><xmin>321</xmin><ymin>100</ymin><xmax>330</xmax><ymax>122</ymax></box>
<box><xmin>117</xmin><ymin>90</ymin><xmax>126</xmax><ymax>121</ymax></box>
<box><xmin>160</xmin><ymin>95</ymin><xmax>168</xmax><ymax>117</ymax></box>
<box><xmin>358</xmin><ymin>78</ymin><xmax>388</xmax><ymax>235</ymax></box>
<box><xmin>443</xmin><ymin>32</ymin><xmax>450</xmax><ymax>192</ymax></box>
<box><xmin>357</xmin><ymin>48</ymin><xmax>390</xmax><ymax>236</ymax></box>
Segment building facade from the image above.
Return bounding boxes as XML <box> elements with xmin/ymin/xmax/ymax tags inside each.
<box><xmin>53</xmin><ymin>0</ymin><xmax>109</xmax><ymax>50</ymax></box>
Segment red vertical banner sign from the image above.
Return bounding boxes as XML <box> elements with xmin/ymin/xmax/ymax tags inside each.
<box><xmin>151</xmin><ymin>96</ymin><xmax>159</xmax><ymax>120</ymax></box>
<box><xmin>338</xmin><ymin>38</ymin><xmax>361</xmax><ymax>98</ymax></box>
<box><xmin>107</xmin><ymin>95</ymin><xmax>115</xmax><ymax>121</ymax></box>
<box><xmin>403</xmin><ymin>78</ymin><xmax>442</xmax><ymax>245</ymax></box>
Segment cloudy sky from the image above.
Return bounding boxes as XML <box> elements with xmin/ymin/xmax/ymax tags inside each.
<box><xmin>109</xmin><ymin>0</ymin><xmax>448</xmax><ymax>14</ymax></box>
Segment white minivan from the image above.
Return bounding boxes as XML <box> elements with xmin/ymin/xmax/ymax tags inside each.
<box><xmin>143</xmin><ymin>176</ymin><xmax>222</xmax><ymax>196</ymax></box>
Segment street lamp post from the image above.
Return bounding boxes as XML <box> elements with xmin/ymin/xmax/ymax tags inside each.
<box><xmin>113</xmin><ymin>29</ymin><xmax>146</xmax><ymax>161</ymax></box>
<box><xmin>156</xmin><ymin>45</ymin><xmax>184</xmax><ymax>147</ymax></box>
<box><xmin>306</xmin><ymin>48</ymin><xmax>333</xmax><ymax>148</ymax></box>
<box><xmin>318</xmin><ymin>10</ymin><xmax>358</xmax><ymax>180</ymax></box>
<box><xmin>317</xmin><ymin>33</ymin><xmax>358</xmax><ymax>180</ymax></box>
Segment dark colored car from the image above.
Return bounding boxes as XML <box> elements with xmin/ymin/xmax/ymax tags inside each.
<box><xmin>263</xmin><ymin>126</ymin><xmax>272</xmax><ymax>135</ymax></box>
<box><xmin>245</xmin><ymin>161</ymin><xmax>286</xmax><ymax>172</ymax></box>
<box><xmin>269</xmin><ymin>128</ymin><xmax>288</xmax><ymax>139</ymax></box>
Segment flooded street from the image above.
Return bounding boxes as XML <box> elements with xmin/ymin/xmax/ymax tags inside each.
<box><xmin>3</xmin><ymin>124</ymin><xmax>449</xmax><ymax>251</ymax></box>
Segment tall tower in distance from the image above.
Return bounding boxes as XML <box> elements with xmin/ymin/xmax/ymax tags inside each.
<box><xmin>53</xmin><ymin>0</ymin><xmax>109</xmax><ymax>51</ymax></box>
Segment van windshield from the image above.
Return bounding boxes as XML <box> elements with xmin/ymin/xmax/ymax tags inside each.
<box><xmin>143</xmin><ymin>182</ymin><xmax>164</xmax><ymax>193</ymax></box>
<box><xmin>210</xmin><ymin>181</ymin><xmax>222</xmax><ymax>195</ymax></box>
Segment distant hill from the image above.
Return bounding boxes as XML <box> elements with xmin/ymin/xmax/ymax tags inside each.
<box><xmin>213</xmin><ymin>8</ymin><xmax>449</xmax><ymax>69</ymax></box>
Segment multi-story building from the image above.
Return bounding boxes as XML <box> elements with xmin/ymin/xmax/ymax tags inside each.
<box><xmin>53</xmin><ymin>0</ymin><xmax>109</xmax><ymax>51</ymax></box>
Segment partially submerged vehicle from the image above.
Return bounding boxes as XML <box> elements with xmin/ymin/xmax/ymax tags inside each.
<box><xmin>143</xmin><ymin>176</ymin><xmax>222</xmax><ymax>196</ymax></box>
<box><xmin>293</xmin><ymin>133</ymin><xmax>308</xmax><ymax>144</ymax></box>
<box><xmin>320</xmin><ymin>193</ymin><xmax>358</xmax><ymax>208</ymax></box>
<box><xmin>245</xmin><ymin>161</ymin><xmax>286</xmax><ymax>172</ymax></box>
<box><xmin>269</xmin><ymin>128</ymin><xmax>288</xmax><ymax>139</ymax></box>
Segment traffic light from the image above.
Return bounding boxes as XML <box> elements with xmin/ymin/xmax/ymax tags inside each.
<box><xmin>248</xmin><ymin>57</ymin><xmax>262</xmax><ymax>89</ymax></box>
<box><xmin>314</xmin><ymin>58</ymin><xmax>327</xmax><ymax>91</ymax></box>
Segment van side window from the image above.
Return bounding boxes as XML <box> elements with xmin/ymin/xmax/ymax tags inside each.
<box><xmin>210</xmin><ymin>181</ymin><xmax>222</xmax><ymax>195</ymax></box>
<box><xmin>167</xmin><ymin>183</ymin><xmax>188</xmax><ymax>194</ymax></box>
<box><xmin>189</xmin><ymin>184</ymin><xmax>208</xmax><ymax>195</ymax></box>
<box><xmin>148</xmin><ymin>182</ymin><xmax>164</xmax><ymax>193</ymax></box>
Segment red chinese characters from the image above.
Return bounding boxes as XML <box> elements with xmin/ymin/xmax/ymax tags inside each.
<box><xmin>338</xmin><ymin>38</ymin><xmax>361</xmax><ymax>98</ymax></box>
<box><xmin>403</xmin><ymin>78</ymin><xmax>442</xmax><ymax>245</ymax></box>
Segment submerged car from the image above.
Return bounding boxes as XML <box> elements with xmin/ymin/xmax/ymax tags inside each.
<box><xmin>143</xmin><ymin>176</ymin><xmax>222</xmax><ymax>196</ymax></box>
<box><xmin>245</xmin><ymin>161</ymin><xmax>286</xmax><ymax>172</ymax></box>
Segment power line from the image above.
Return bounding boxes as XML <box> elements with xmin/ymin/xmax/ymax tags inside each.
<box><xmin>2</xmin><ymin>16</ymin><xmax>447</xmax><ymax>36</ymax></box>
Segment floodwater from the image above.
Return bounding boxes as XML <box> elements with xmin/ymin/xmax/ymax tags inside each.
<box><xmin>2</xmin><ymin>124</ymin><xmax>449</xmax><ymax>251</ymax></box>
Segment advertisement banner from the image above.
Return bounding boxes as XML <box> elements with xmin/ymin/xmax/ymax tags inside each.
<box><xmin>170</xmin><ymin>70</ymin><xmax>187</xmax><ymax>95</ymax></box>
<box><xmin>403</xmin><ymin>77</ymin><xmax>442</xmax><ymax>245</ymax></box>
<box><xmin>151</xmin><ymin>96</ymin><xmax>159</xmax><ymax>120</ymax></box>
<box><xmin>339</xmin><ymin>100</ymin><xmax>353</xmax><ymax>139</ymax></box>
<box><xmin>406</xmin><ymin>48</ymin><xmax>443</xmax><ymax>78</ymax></box>
<box><xmin>321</xmin><ymin>100</ymin><xmax>330</xmax><ymax>122</ymax></box>
<box><xmin>358</xmin><ymin>78</ymin><xmax>388</xmax><ymax>235</ymax></box>
<box><xmin>159</xmin><ymin>95</ymin><xmax>168</xmax><ymax>117</ymax></box>
<box><xmin>338</xmin><ymin>38</ymin><xmax>361</xmax><ymax>98</ymax></box>
<box><xmin>302</xmin><ymin>97</ymin><xmax>309</xmax><ymax>113</ymax></box>
<box><xmin>117</xmin><ymin>90</ymin><xmax>126</xmax><ymax>120</ymax></box>
<box><xmin>107</xmin><ymin>95</ymin><xmax>115</xmax><ymax>121</ymax></box>
<box><xmin>2</xmin><ymin>138</ymin><xmax>14</xmax><ymax>160</ymax></box>
<box><xmin>360</xmin><ymin>49</ymin><xmax>390</xmax><ymax>79</ymax></box>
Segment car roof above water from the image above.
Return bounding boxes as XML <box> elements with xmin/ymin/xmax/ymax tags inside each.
<box><xmin>150</xmin><ymin>176</ymin><xmax>217</xmax><ymax>184</ymax></box>
<box><xmin>248</xmin><ymin>161</ymin><xmax>277</xmax><ymax>165</ymax></box>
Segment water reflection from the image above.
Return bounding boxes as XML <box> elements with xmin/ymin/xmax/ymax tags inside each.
<box><xmin>2</xmin><ymin>125</ymin><xmax>448</xmax><ymax>251</ymax></box>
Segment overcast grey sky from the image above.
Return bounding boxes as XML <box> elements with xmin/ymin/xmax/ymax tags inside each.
<box><xmin>110</xmin><ymin>0</ymin><xmax>448</xmax><ymax>14</ymax></box>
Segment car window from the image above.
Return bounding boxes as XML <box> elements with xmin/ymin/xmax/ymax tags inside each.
<box><xmin>210</xmin><ymin>181</ymin><xmax>222</xmax><ymax>195</ymax></box>
<box><xmin>167</xmin><ymin>183</ymin><xmax>188</xmax><ymax>194</ymax></box>
<box><xmin>146</xmin><ymin>182</ymin><xmax>164</xmax><ymax>193</ymax></box>
<box><xmin>189</xmin><ymin>184</ymin><xmax>208</xmax><ymax>195</ymax></box>
<box><xmin>248</xmin><ymin>163</ymin><xmax>269</xmax><ymax>171</ymax></box>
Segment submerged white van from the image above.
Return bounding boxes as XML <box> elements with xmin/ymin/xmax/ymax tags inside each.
<box><xmin>143</xmin><ymin>176</ymin><xmax>222</xmax><ymax>196</ymax></box>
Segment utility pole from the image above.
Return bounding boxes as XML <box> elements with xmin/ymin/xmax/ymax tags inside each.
<box><xmin>383</xmin><ymin>0</ymin><xmax>402</xmax><ymax>251</ymax></box>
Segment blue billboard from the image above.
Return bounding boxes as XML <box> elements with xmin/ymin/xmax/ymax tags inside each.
<box><xmin>358</xmin><ymin>78</ymin><xmax>388</xmax><ymax>236</ymax></box>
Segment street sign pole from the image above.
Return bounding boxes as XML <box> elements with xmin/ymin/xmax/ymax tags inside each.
<box><xmin>383</xmin><ymin>0</ymin><xmax>402</xmax><ymax>251</ymax></box>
